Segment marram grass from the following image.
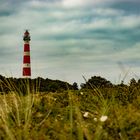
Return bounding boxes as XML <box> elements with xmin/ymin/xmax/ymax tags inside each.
<box><xmin>0</xmin><ymin>79</ymin><xmax>140</xmax><ymax>140</ymax></box>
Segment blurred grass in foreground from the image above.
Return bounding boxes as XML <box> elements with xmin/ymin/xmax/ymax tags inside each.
<box><xmin>0</xmin><ymin>79</ymin><xmax>140</xmax><ymax>140</ymax></box>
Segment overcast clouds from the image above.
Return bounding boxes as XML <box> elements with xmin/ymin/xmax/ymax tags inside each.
<box><xmin>0</xmin><ymin>0</ymin><xmax>140</xmax><ymax>84</ymax></box>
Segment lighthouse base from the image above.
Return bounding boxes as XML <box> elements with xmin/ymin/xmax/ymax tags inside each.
<box><xmin>23</xmin><ymin>67</ymin><xmax>31</xmax><ymax>78</ymax></box>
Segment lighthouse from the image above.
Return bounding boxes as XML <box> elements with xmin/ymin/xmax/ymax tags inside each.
<box><xmin>22</xmin><ymin>30</ymin><xmax>31</xmax><ymax>78</ymax></box>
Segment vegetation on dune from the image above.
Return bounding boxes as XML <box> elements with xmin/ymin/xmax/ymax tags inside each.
<box><xmin>0</xmin><ymin>75</ymin><xmax>78</xmax><ymax>94</ymax></box>
<box><xmin>0</xmin><ymin>75</ymin><xmax>140</xmax><ymax>139</ymax></box>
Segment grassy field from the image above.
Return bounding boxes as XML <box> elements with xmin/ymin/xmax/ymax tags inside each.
<box><xmin>0</xmin><ymin>82</ymin><xmax>140</xmax><ymax>140</ymax></box>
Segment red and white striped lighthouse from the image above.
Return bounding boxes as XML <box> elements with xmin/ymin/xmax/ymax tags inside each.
<box><xmin>22</xmin><ymin>30</ymin><xmax>31</xmax><ymax>78</ymax></box>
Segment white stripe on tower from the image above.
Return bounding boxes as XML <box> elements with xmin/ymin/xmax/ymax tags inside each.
<box><xmin>23</xmin><ymin>63</ymin><xmax>31</xmax><ymax>68</ymax></box>
<box><xmin>24</xmin><ymin>52</ymin><xmax>30</xmax><ymax>56</ymax></box>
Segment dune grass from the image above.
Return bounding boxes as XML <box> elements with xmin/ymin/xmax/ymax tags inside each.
<box><xmin>0</xmin><ymin>79</ymin><xmax>140</xmax><ymax>140</ymax></box>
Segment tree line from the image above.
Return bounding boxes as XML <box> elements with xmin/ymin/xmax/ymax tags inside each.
<box><xmin>0</xmin><ymin>75</ymin><xmax>78</xmax><ymax>93</ymax></box>
<box><xmin>0</xmin><ymin>75</ymin><xmax>140</xmax><ymax>93</ymax></box>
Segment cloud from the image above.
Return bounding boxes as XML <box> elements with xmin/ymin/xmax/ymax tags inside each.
<box><xmin>116</xmin><ymin>42</ymin><xmax>140</xmax><ymax>61</ymax></box>
<box><xmin>0</xmin><ymin>0</ymin><xmax>140</xmax><ymax>84</ymax></box>
<box><xmin>61</xmin><ymin>0</ymin><xmax>140</xmax><ymax>8</ymax></box>
<box><xmin>61</xmin><ymin>0</ymin><xmax>110</xmax><ymax>7</ymax></box>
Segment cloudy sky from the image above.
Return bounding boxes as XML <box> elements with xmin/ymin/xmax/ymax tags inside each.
<box><xmin>0</xmin><ymin>0</ymin><xmax>140</xmax><ymax>84</ymax></box>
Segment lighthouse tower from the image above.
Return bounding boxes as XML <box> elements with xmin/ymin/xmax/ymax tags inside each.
<box><xmin>23</xmin><ymin>30</ymin><xmax>31</xmax><ymax>78</ymax></box>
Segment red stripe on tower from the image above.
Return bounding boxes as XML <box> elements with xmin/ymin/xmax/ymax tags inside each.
<box><xmin>23</xmin><ymin>30</ymin><xmax>31</xmax><ymax>78</ymax></box>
